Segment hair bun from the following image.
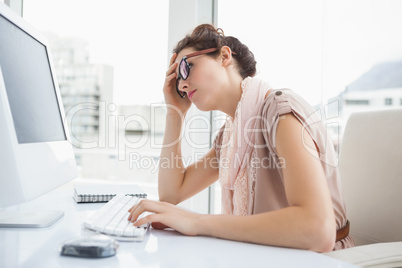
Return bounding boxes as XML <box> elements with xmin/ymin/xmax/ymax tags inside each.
<box><xmin>216</xmin><ymin>27</ymin><xmax>225</xmax><ymax>37</ymax></box>
<box><xmin>192</xmin><ymin>24</ymin><xmax>224</xmax><ymax>38</ymax></box>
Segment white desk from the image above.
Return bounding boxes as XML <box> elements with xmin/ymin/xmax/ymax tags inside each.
<box><xmin>0</xmin><ymin>180</ymin><xmax>357</xmax><ymax>268</ymax></box>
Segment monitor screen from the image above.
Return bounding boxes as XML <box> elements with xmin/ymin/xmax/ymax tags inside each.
<box><xmin>0</xmin><ymin>14</ymin><xmax>66</xmax><ymax>144</ymax></box>
<box><xmin>0</xmin><ymin>3</ymin><xmax>77</xmax><ymax>220</ymax></box>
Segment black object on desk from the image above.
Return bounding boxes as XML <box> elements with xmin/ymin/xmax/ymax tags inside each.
<box><xmin>59</xmin><ymin>235</ymin><xmax>119</xmax><ymax>258</ymax></box>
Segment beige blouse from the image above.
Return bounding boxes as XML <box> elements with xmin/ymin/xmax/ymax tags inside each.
<box><xmin>212</xmin><ymin>88</ymin><xmax>354</xmax><ymax>250</ymax></box>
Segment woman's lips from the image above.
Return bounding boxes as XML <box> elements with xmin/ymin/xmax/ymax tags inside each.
<box><xmin>188</xmin><ymin>89</ymin><xmax>197</xmax><ymax>100</ymax></box>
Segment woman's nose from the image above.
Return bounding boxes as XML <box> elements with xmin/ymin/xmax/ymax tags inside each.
<box><xmin>178</xmin><ymin>78</ymin><xmax>189</xmax><ymax>92</ymax></box>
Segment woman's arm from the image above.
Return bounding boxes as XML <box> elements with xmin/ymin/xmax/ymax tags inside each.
<box><xmin>130</xmin><ymin>113</ymin><xmax>336</xmax><ymax>252</ymax></box>
<box><xmin>158</xmin><ymin>120</ymin><xmax>220</xmax><ymax>205</ymax></box>
<box><xmin>158</xmin><ymin>53</ymin><xmax>219</xmax><ymax>204</ymax></box>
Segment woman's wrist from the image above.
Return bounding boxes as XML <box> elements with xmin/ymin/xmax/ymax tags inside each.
<box><xmin>166</xmin><ymin>109</ymin><xmax>186</xmax><ymax>122</ymax></box>
<box><xmin>195</xmin><ymin>214</ymin><xmax>212</xmax><ymax>236</ymax></box>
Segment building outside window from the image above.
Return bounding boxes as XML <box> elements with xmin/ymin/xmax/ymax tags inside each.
<box><xmin>385</xmin><ymin>98</ymin><xmax>393</xmax><ymax>105</ymax></box>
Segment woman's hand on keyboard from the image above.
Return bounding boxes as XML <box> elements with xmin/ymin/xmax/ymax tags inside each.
<box><xmin>127</xmin><ymin>199</ymin><xmax>201</xmax><ymax>236</ymax></box>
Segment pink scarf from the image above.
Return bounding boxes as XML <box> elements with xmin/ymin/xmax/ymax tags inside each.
<box><xmin>219</xmin><ymin>77</ymin><xmax>272</xmax><ymax>191</ymax></box>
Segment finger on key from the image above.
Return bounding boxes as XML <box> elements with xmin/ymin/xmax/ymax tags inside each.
<box><xmin>128</xmin><ymin>199</ymin><xmax>147</xmax><ymax>221</ymax></box>
<box><xmin>133</xmin><ymin>213</ymin><xmax>159</xmax><ymax>227</ymax></box>
<box><xmin>128</xmin><ymin>200</ymin><xmax>162</xmax><ymax>222</ymax></box>
<box><xmin>128</xmin><ymin>198</ymin><xmax>142</xmax><ymax>213</ymax></box>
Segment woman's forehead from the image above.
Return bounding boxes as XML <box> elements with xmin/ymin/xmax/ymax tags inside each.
<box><xmin>175</xmin><ymin>48</ymin><xmax>196</xmax><ymax>64</ymax></box>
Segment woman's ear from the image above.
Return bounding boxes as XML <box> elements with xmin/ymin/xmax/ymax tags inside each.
<box><xmin>220</xmin><ymin>46</ymin><xmax>233</xmax><ymax>67</ymax></box>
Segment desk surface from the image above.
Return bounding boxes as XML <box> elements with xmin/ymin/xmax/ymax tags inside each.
<box><xmin>0</xmin><ymin>179</ymin><xmax>357</xmax><ymax>268</ymax></box>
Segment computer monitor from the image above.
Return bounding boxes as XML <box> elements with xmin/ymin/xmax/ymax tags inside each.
<box><xmin>0</xmin><ymin>3</ymin><xmax>77</xmax><ymax>227</ymax></box>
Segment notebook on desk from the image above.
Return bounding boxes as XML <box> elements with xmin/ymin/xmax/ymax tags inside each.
<box><xmin>73</xmin><ymin>183</ymin><xmax>147</xmax><ymax>203</ymax></box>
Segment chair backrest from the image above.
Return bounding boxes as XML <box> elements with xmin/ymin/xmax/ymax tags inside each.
<box><xmin>339</xmin><ymin>109</ymin><xmax>402</xmax><ymax>246</ymax></box>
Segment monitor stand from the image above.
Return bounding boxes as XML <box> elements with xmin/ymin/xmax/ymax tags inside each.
<box><xmin>0</xmin><ymin>210</ymin><xmax>64</xmax><ymax>228</ymax></box>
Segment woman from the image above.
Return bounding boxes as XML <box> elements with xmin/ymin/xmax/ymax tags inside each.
<box><xmin>128</xmin><ymin>24</ymin><xmax>354</xmax><ymax>252</ymax></box>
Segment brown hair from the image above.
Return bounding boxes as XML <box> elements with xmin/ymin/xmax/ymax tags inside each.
<box><xmin>173</xmin><ymin>24</ymin><xmax>257</xmax><ymax>78</ymax></box>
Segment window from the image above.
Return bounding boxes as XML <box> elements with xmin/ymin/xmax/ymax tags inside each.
<box><xmin>20</xmin><ymin>0</ymin><xmax>402</xmax><ymax>214</ymax></box>
<box><xmin>385</xmin><ymin>98</ymin><xmax>393</xmax><ymax>106</ymax></box>
<box><xmin>23</xmin><ymin>0</ymin><xmax>169</xmax><ymax>197</ymax></box>
<box><xmin>217</xmin><ymin>0</ymin><xmax>402</xmax><ymax>214</ymax></box>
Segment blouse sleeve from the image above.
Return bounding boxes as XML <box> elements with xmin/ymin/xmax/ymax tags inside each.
<box><xmin>261</xmin><ymin>89</ymin><xmax>335</xmax><ymax>167</ymax></box>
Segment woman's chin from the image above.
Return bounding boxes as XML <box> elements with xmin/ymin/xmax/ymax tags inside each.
<box><xmin>193</xmin><ymin>102</ymin><xmax>213</xmax><ymax>112</ymax></box>
<box><xmin>191</xmin><ymin>94</ymin><xmax>215</xmax><ymax>112</ymax></box>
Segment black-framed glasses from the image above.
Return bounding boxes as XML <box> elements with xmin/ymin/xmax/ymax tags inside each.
<box><xmin>176</xmin><ymin>48</ymin><xmax>219</xmax><ymax>98</ymax></box>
